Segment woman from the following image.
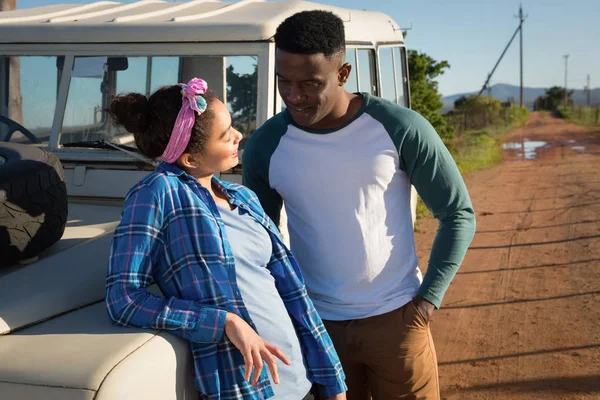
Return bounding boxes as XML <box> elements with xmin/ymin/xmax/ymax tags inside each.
<box><xmin>105</xmin><ymin>78</ymin><xmax>347</xmax><ymax>400</ymax></box>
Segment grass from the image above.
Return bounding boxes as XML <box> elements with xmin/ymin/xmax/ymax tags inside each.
<box><xmin>556</xmin><ymin>106</ymin><xmax>600</xmax><ymax>127</ymax></box>
<box><xmin>447</xmin><ymin>130</ymin><xmax>503</xmax><ymax>174</ymax></box>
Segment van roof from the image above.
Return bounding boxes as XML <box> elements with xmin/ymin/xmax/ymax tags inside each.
<box><xmin>0</xmin><ymin>0</ymin><xmax>404</xmax><ymax>45</ymax></box>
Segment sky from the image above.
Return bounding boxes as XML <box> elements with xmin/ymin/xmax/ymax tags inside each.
<box><xmin>13</xmin><ymin>0</ymin><xmax>600</xmax><ymax>97</ymax></box>
<box><xmin>304</xmin><ymin>0</ymin><xmax>600</xmax><ymax>96</ymax></box>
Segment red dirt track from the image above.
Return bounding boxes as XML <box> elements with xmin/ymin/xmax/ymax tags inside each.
<box><xmin>414</xmin><ymin>112</ymin><xmax>600</xmax><ymax>400</ymax></box>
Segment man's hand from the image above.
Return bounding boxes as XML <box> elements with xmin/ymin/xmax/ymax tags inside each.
<box><xmin>412</xmin><ymin>296</ymin><xmax>435</xmax><ymax>323</ymax></box>
<box><xmin>325</xmin><ymin>393</ymin><xmax>347</xmax><ymax>400</ymax></box>
<box><xmin>224</xmin><ymin>313</ymin><xmax>291</xmax><ymax>386</ymax></box>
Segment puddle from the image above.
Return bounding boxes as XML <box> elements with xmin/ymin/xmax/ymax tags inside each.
<box><xmin>502</xmin><ymin>140</ymin><xmax>548</xmax><ymax>160</ymax></box>
<box><xmin>572</xmin><ymin>146</ymin><xmax>586</xmax><ymax>151</ymax></box>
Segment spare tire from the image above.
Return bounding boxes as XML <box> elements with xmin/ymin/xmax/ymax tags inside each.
<box><xmin>0</xmin><ymin>143</ymin><xmax>68</xmax><ymax>268</ymax></box>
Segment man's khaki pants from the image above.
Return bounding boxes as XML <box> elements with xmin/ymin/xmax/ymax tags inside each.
<box><xmin>322</xmin><ymin>301</ymin><xmax>440</xmax><ymax>400</ymax></box>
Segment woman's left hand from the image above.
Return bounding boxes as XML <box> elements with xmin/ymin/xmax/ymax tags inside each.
<box><xmin>224</xmin><ymin>312</ymin><xmax>291</xmax><ymax>386</ymax></box>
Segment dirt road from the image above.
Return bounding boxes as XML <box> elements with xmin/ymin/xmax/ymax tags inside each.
<box><xmin>414</xmin><ymin>112</ymin><xmax>600</xmax><ymax>399</ymax></box>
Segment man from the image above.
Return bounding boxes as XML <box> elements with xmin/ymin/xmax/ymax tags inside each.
<box><xmin>243</xmin><ymin>10</ymin><xmax>476</xmax><ymax>400</ymax></box>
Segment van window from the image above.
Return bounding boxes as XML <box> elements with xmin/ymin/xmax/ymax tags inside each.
<box><xmin>62</xmin><ymin>63</ymin><xmax>105</xmax><ymax>145</ymax></box>
<box><xmin>378</xmin><ymin>47</ymin><xmax>396</xmax><ymax>103</ymax></box>
<box><xmin>116</xmin><ymin>57</ymin><xmax>179</xmax><ymax>96</ymax></box>
<box><xmin>226</xmin><ymin>56</ymin><xmax>258</xmax><ymax>140</ymax></box>
<box><xmin>345</xmin><ymin>49</ymin><xmax>358</xmax><ymax>94</ymax></box>
<box><xmin>59</xmin><ymin>55</ymin><xmax>258</xmax><ymax>149</ymax></box>
<box><xmin>0</xmin><ymin>56</ymin><xmax>58</xmax><ymax>143</ymax></box>
<box><xmin>393</xmin><ymin>47</ymin><xmax>408</xmax><ymax>107</ymax></box>
<box><xmin>357</xmin><ymin>49</ymin><xmax>376</xmax><ymax>95</ymax></box>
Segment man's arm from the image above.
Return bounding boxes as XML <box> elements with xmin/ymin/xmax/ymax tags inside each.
<box><xmin>399</xmin><ymin>111</ymin><xmax>476</xmax><ymax>310</ymax></box>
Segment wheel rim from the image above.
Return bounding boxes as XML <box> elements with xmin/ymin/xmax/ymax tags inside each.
<box><xmin>0</xmin><ymin>155</ymin><xmax>6</xmax><ymax>167</ymax></box>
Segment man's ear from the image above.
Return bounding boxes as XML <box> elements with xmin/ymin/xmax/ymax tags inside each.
<box><xmin>338</xmin><ymin>62</ymin><xmax>352</xmax><ymax>86</ymax></box>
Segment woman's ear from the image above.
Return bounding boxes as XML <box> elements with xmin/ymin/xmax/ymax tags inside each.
<box><xmin>178</xmin><ymin>152</ymin><xmax>198</xmax><ymax>170</ymax></box>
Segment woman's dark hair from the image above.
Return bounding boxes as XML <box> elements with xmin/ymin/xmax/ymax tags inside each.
<box><xmin>274</xmin><ymin>10</ymin><xmax>345</xmax><ymax>57</ymax></box>
<box><xmin>107</xmin><ymin>85</ymin><xmax>217</xmax><ymax>159</ymax></box>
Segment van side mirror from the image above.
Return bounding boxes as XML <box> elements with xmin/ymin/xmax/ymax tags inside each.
<box><xmin>106</xmin><ymin>57</ymin><xmax>128</xmax><ymax>71</ymax></box>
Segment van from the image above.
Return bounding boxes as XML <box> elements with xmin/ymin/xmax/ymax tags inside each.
<box><xmin>0</xmin><ymin>1</ymin><xmax>413</xmax><ymax>398</ymax></box>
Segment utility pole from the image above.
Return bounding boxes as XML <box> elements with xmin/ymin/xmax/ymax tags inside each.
<box><xmin>563</xmin><ymin>55</ymin><xmax>569</xmax><ymax>107</ymax></box>
<box><xmin>518</xmin><ymin>4</ymin><xmax>524</xmax><ymax>108</ymax></box>
<box><xmin>479</xmin><ymin>6</ymin><xmax>526</xmax><ymax>102</ymax></box>
<box><xmin>585</xmin><ymin>74</ymin><xmax>591</xmax><ymax>107</ymax></box>
<box><xmin>0</xmin><ymin>0</ymin><xmax>23</xmax><ymax>124</ymax></box>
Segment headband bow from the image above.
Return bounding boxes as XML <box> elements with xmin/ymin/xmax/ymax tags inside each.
<box><xmin>159</xmin><ymin>77</ymin><xmax>208</xmax><ymax>163</ymax></box>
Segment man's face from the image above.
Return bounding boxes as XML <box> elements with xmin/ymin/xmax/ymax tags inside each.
<box><xmin>275</xmin><ymin>49</ymin><xmax>350</xmax><ymax>129</ymax></box>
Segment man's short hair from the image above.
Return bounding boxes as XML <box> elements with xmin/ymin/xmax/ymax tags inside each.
<box><xmin>274</xmin><ymin>10</ymin><xmax>346</xmax><ymax>57</ymax></box>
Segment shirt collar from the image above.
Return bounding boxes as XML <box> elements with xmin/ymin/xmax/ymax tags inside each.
<box><xmin>156</xmin><ymin>162</ymin><xmax>241</xmax><ymax>197</ymax></box>
<box><xmin>156</xmin><ymin>161</ymin><xmax>186</xmax><ymax>177</ymax></box>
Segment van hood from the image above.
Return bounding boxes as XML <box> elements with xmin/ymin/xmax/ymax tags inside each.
<box><xmin>0</xmin><ymin>202</ymin><xmax>121</xmax><ymax>335</ymax></box>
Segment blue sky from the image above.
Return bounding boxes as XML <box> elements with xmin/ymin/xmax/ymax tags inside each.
<box><xmin>15</xmin><ymin>0</ymin><xmax>600</xmax><ymax>96</ymax></box>
<box><xmin>308</xmin><ymin>0</ymin><xmax>600</xmax><ymax>96</ymax></box>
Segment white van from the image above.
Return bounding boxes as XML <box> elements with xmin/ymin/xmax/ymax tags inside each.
<box><xmin>0</xmin><ymin>1</ymin><xmax>412</xmax><ymax>398</ymax></box>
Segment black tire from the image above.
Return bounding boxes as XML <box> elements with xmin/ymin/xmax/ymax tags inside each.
<box><xmin>0</xmin><ymin>143</ymin><xmax>68</xmax><ymax>268</ymax></box>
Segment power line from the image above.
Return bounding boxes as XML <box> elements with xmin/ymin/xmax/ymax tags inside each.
<box><xmin>477</xmin><ymin>25</ymin><xmax>520</xmax><ymax>96</ymax></box>
<box><xmin>516</xmin><ymin>4</ymin><xmax>526</xmax><ymax>107</ymax></box>
<box><xmin>478</xmin><ymin>5</ymin><xmax>527</xmax><ymax>107</ymax></box>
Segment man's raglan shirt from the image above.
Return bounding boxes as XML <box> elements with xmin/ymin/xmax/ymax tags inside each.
<box><xmin>243</xmin><ymin>93</ymin><xmax>476</xmax><ymax>320</ymax></box>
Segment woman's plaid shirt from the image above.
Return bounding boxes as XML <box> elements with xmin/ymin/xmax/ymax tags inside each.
<box><xmin>106</xmin><ymin>163</ymin><xmax>346</xmax><ymax>400</ymax></box>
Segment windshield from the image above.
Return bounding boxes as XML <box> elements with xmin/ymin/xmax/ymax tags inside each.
<box><xmin>0</xmin><ymin>55</ymin><xmax>58</xmax><ymax>144</ymax></box>
<box><xmin>59</xmin><ymin>55</ymin><xmax>258</xmax><ymax>150</ymax></box>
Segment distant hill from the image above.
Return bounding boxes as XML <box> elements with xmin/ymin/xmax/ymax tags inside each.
<box><xmin>441</xmin><ymin>83</ymin><xmax>600</xmax><ymax>112</ymax></box>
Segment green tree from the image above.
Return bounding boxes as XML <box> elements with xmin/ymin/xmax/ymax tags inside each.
<box><xmin>533</xmin><ymin>86</ymin><xmax>573</xmax><ymax>111</ymax></box>
<box><xmin>407</xmin><ymin>50</ymin><xmax>453</xmax><ymax>139</ymax></box>
<box><xmin>226</xmin><ymin>63</ymin><xmax>257</xmax><ymax>134</ymax></box>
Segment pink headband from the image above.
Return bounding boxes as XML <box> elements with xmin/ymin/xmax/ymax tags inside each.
<box><xmin>159</xmin><ymin>77</ymin><xmax>208</xmax><ymax>163</ymax></box>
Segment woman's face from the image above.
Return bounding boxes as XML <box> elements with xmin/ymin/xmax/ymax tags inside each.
<box><xmin>184</xmin><ymin>99</ymin><xmax>242</xmax><ymax>177</ymax></box>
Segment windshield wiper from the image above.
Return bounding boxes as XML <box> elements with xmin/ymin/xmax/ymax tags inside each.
<box><xmin>62</xmin><ymin>140</ymin><xmax>137</xmax><ymax>152</ymax></box>
<box><xmin>62</xmin><ymin>140</ymin><xmax>157</xmax><ymax>166</ymax></box>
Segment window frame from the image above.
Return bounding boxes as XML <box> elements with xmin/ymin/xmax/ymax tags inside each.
<box><xmin>354</xmin><ymin>47</ymin><xmax>378</xmax><ymax>96</ymax></box>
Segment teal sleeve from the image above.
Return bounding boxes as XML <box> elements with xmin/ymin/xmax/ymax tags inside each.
<box><xmin>398</xmin><ymin>111</ymin><xmax>476</xmax><ymax>308</ymax></box>
<box><xmin>242</xmin><ymin>145</ymin><xmax>283</xmax><ymax>226</ymax></box>
<box><xmin>242</xmin><ymin>117</ymin><xmax>288</xmax><ymax>226</ymax></box>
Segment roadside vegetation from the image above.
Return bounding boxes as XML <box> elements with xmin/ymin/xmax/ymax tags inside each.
<box><xmin>556</xmin><ymin>105</ymin><xmax>600</xmax><ymax>127</ymax></box>
<box><xmin>534</xmin><ymin>85</ymin><xmax>599</xmax><ymax>127</ymax></box>
<box><xmin>445</xmin><ymin>98</ymin><xmax>529</xmax><ymax>173</ymax></box>
<box><xmin>407</xmin><ymin>50</ymin><xmax>529</xmax><ymax>225</ymax></box>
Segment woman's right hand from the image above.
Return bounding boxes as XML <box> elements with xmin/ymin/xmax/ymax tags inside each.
<box><xmin>224</xmin><ymin>312</ymin><xmax>292</xmax><ymax>387</ymax></box>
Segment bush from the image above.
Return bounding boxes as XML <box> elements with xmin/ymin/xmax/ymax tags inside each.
<box><xmin>445</xmin><ymin>95</ymin><xmax>528</xmax><ymax>136</ymax></box>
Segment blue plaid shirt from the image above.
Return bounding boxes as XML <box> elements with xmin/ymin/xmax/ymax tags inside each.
<box><xmin>106</xmin><ymin>162</ymin><xmax>346</xmax><ymax>400</ymax></box>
